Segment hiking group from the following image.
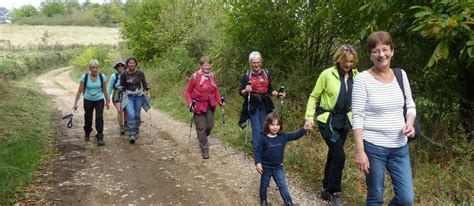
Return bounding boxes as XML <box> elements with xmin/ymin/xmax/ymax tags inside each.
<box><xmin>71</xmin><ymin>31</ymin><xmax>418</xmax><ymax>206</ymax></box>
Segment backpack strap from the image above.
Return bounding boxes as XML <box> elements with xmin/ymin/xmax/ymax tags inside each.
<box><xmin>112</xmin><ymin>72</ymin><xmax>120</xmax><ymax>89</ymax></box>
<box><xmin>83</xmin><ymin>73</ymin><xmax>88</xmax><ymax>95</ymax></box>
<box><xmin>393</xmin><ymin>68</ymin><xmax>407</xmax><ymax>117</ymax></box>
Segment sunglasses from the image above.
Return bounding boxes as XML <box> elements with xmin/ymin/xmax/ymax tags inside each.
<box><xmin>341</xmin><ymin>45</ymin><xmax>355</xmax><ymax>51</ymax></box>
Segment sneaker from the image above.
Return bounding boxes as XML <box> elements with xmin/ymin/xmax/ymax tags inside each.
<box><xmin>330</xmin><ymin>192</ymin><xmax>343</xmax><ymax>206</ymax></box>
<box><xmin>129</xmin><ymin>135</ymin><xmax>136</xmax><ymax>144</ymax></box>
<box><xmin>84</xmin><ymin>133</ymin><xmax>91</xmax><ymax>141</ymax></box>
<box><xmin>202</xmin><ymin>150</ymin><xmax>209</xmax><ymax>159</ymax></box>
<box><xmin>260</xmin><ymin>200</ymin><xmax>269</xmax><ymax>206</ymax></box>
<box><xmin>320</xmin><ymin>188</ymin><xmax>331</xmax><ymax>201</ymax></box>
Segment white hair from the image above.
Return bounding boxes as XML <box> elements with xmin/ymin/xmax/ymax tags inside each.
<box><xmin>88</xmin><ymin>59</ymin><xmax>99</xmax><ymax>69</ymax></box>
<box><xmin>248</xmin><ymin>51</ymin><xmax>262</xmax><ymax>63</ymax></box>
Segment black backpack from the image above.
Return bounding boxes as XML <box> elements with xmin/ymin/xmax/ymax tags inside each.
<box><xmin>112</xmin><ymin>72</ymin><xmax>120</xmax><ymax>89</ymax></box>
<box><xmin>83</xmin><ymin>73</ymin><xmax>104</xmax><ymax>95</ymax></box>
<box><xmin>393</xmin><ymin>68</ymin><xmax>421</xmax><ymax>142</ymax></box>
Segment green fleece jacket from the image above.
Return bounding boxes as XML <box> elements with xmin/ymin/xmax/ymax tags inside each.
<box><xmin>305</xmin><ymin>66</ymin><xmax>358</xmax><ymax>123</ymax></box>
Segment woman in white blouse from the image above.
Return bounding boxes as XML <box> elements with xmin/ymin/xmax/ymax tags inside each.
<box><xmin>352</xmin><ymin>31</ymin><xmax>416</xmax><ymax>205</ymax></box>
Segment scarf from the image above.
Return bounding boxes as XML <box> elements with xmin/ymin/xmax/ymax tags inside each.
<box><xmin>198</xmin><ymin>69</ymin><xmax>217</xmax><ymax>88</ymax></box>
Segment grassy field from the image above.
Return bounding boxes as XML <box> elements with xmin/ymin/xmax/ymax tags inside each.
<box><xmin>0</xmin><ymin>24</ymin><xmax>121</xmax><ymax>50</ymax></box>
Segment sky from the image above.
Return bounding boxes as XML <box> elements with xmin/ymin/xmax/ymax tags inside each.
<box><xmin>0</xmin><ymin>0</ymin><xmax>112</xmax><ymax>10</ymax></box>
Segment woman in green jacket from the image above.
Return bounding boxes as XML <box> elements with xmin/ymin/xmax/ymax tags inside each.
<box><xmin>304</xmin><ymin>45</ymin><xmax>358</xmax><ymax>205</ymax></box>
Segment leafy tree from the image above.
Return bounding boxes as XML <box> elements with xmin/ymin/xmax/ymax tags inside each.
<box><xmin>41</xmin><ymin>2</ymin><xmax>65</xmax><ymax>17</ymax></box>
<box><xmin>10</xmin><ymin>5</ymin><xmax>38</xmax><ymax>20</ymax></box>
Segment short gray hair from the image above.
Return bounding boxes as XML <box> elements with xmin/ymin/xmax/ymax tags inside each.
<box><xmin>88</xmin><ymin>59</ymin><xmax>99</xmax><ymax>69</ymax></box>
<box><xmin>248</xmin><ymin>51</ymin><xmax>262</xmax><ymax>63</ymax></box>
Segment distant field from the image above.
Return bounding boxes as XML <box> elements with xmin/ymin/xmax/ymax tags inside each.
<box><xmin>0</xmin><ymin>24</ymin><xmax>122</xmax><ymax>48</ymax></box>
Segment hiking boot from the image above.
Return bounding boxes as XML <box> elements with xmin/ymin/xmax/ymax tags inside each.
<box><xmin>260</xmin><ymin>200</ymin><xmax>269</xmax><ymax>206</ymax></box>
<box><xmin>129</xmin><ymin>135</ymin><xmax>136</xmax><ymax>144</ymax></box>
<box><xmin>84</xmin><ymin>133</ymin><xmax>91</xmax><ymax>141</ymax></box>
<box><xmin>330</xmin><ymin>192</ymin><xmax>343</xmax><ymax>206</ymax></box>
<box><xmin>96</xmin><ymin>134</ymin><xmax>105</xmax><ymax>146</ymax></box>
<box><xmin>320</xmin><ymin>188</ymin><xmax>331</xmax><ymax>201</ymax></box>
<box><xmin>202</xmin><ymin>150</ymin><xmax>209</xmax><ymax>159</ymax></box>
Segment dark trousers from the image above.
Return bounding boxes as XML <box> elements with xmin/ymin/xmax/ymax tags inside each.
<box><xmin>194</xmin><ymin>110</ymin><xmax>214</xmax><ymax>151</ymax></box>
<box><xmin>83</xmin><ymin>99</ymin><xmax>104</xmax><ymax>135</ymax></box>
<box><xmin>318</xmin><ymin>122</ymin><xmax>348</xmax><ymax>194</ymax></box>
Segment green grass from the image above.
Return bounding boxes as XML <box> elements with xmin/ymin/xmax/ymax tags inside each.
<box><xmin>0</xmin><ymin>80</ymin><xmax>53</xmax><ymax>204</ymax></box>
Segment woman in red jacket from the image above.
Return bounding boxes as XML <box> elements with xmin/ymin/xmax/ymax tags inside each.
<box><xmin>185</xmin><ymin>56</ymin><xmax>225</xmax><ymax>159</ymax></box>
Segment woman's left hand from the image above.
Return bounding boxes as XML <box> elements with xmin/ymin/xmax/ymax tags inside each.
<box><xmin>403</xmin><ymin>124</ymin><xmax>415</xmax><ymax>137</ymax></box>
<box><xmin>219</xmin><ymin>101</ymin><xmax>225</xmax><ymax>107</ymax></box>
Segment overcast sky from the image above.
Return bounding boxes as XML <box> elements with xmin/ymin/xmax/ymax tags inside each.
<box><xmin>0</xmin><ymin>0</ymin><xmax>112</xmax><ymax>10</ymax></box>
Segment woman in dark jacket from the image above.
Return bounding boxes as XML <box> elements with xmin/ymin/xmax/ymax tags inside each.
<box><xmin>239</xmin><ymin>51</ymin><xmax>285</xmax><ymax>148</ymax></box>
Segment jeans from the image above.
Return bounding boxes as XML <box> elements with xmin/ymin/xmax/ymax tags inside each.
<box><xmin>364</xmin><ymin>141</ymin><xmax>414</xmax><ymax>206</ymax></box>
<box><xmin>259</xmin><ymin>164</ymin><xmax>292</xmax><ymax>205</ymax></box>
<box><xmin>125</xmin><ymin>95</ymin><xmax>144</xmax><ymax>136</ymax></box>
<box><xmin>83</xmin><ymin>99</ymin><xmax>104</xmax><ymax>135</ymax></box>
<box><xmin>249</xmin><ymin>103</ymin><xmax>268</xmax><ymax>148</ymax></box>
<box><xmin>318</xmin><ymin>122</ymin><xmax>348</xmax><ymax>194</ymax></box>
<box><xmin>194</xmin><ymin>110</ymin><xmax>214</xmax><ymax>151</ymax></box>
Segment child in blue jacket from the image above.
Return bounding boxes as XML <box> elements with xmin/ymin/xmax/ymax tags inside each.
<box><xmin>254</xmin><ymin>112</ymin><xmax>311</xmax><ymax>206</ymax></box>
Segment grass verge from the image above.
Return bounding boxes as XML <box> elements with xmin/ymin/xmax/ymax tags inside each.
<box><xmin>0</xmin><ymin>80</ymin><xmax>53</xmax><ymax>204</ymax></box>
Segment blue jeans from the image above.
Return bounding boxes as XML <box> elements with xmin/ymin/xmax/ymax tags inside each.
<box><xmin>125</xmin><ymin>95</ymin><xmax>144</xmax><ymax>136</ymax></box>
<box><xmin>364</xmin><ymin>141</ymin><xmax>414</xmax><ymax>206</ymax></box>
<box><xmin>249</xmin><ymin>104</ymin><xmax>267</xmax><ymax>148</ymax></box>
<box><xmin>259</xmin><ymin>164</ymin><xmax>292</xmax><ymax>205</ymax></box>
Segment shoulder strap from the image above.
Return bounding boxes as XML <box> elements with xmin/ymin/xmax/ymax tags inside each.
<box><xmin>113</xmin><ymin>72</ymin><xmax>120</xmax><ymax>88</ymax></box>
<box><xmin>83</xmin><ymin>73</ymin><xmax>88</xmax><ymax>95</ymax></box>
<box><xmin>393</xmin><ymin>68</ymin><xmax>407</xmax><ymax>117</ymax></box>
<box><xmin>193</xmin><ymin>72</ymin><xmax>197</xmax><ymax>80</ymax></box>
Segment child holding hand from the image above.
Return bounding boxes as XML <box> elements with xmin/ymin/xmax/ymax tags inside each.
<box><xmin>255</xmin><ymin>112</ymin><xmax>311</xmax><ymax>206</ymax></box>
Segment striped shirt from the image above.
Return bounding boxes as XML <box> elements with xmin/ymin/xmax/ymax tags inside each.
<box><xmin>352</xmin><ymin>69</ymin><xmax>416</xmax><ymax>148</ymax></box>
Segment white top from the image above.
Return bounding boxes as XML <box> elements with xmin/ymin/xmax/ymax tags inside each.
<box><xmin>352</xmin><ymin>69</ymin><xmax>416</xmax><ymax>148</ymax></box>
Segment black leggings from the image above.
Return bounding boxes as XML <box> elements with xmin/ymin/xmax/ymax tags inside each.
<box><xmin>83</xmin><ymin>99</ymin><xmax>104</xmax><ymax>135</ymax></box>
<box><xmin>318</xmin><ymin>122</ymin><xmax>349</xmax><ymax>194</ymax></box>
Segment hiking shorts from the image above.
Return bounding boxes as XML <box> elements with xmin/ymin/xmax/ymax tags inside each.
<box><xmin>112</xmin><ymin>89</ymin><xmax>121</xmax><ymax>103</ymax></box>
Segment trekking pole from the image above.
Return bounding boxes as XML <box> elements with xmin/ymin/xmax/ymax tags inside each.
<box><xmin>187</xmin><ymin>100</ymin><xmax>196</xmax><ymax>153</ymax></box>
<box><xmin>278</xmin><ymin>85</ymin><xmax>285</xmax><ymax>122</ymax></box>
<box><xmin>221</xmin><ymin>96</ymin><xmax>225</xmax><ymax>124</ymax></box>
<box><xmin>244</xmin><ymin>81</ymin><xmax>251</xmax><ymax>159</ymax></box>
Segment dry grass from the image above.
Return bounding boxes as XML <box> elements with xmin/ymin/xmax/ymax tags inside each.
<box><xmin>0</xmin><ymin>24</ymin><xmax>122</xmax><ymax>48</ymax></box>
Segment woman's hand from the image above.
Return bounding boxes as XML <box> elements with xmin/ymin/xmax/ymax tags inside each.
<box><xmin>403</xmin><ymin>123</ymin><xmax>415</xmax><ymax>138</ymax></box>
<box><xmin>219</xmin><ymin>101</ymin><xmax>225</xmax><ymax>107</ymax></box>
<box><xmin>72</xmin><ymin>103</ymin><xmax>78</xmax><ymax>111</ymax></box>
<box><xmin>256</xmin><ymin>163</ymin><xmax>263</xmax><ymax>175</ymax></box>
<box><xmin>304</xmin><ymin>120</ymin><xmax>314</xmax><ymax>130</ymax></box>
<box><xmin>105</xmin><ymin>99</ymin><xmax>110</xmax><ymax>110</ymax></box>
<box><xmin>355</xmin><ymin>151</ymin><xmax>370</xmax><ymax>174</ymax></box>
<box><xmin>189</xmin><ymin>103</ymin><xmax>196</xmax><ymax>113</ymax></box>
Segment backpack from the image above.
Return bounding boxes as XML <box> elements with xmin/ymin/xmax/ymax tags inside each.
<box><xmin>393</xmin><ymin>68</ymin><xmax>421</xmax><ymax>142</ymax></box>
<box><xmin>83</xmin><ymin>73</ymin><xmax>104</xmax><ymax>95</ymax></box>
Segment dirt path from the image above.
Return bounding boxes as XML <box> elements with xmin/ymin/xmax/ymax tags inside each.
<box><xmin>22</xmin><ymin>67</ymin><xmax>324</xmax><ymax>205</ymax></box>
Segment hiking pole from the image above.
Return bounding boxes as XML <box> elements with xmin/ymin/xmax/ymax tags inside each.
<box><xmin>221</xmin><ymin>96</ymin><xmax>225</xmax><ymax>124</ymax></box>
<box><xmin>278</xmin><ymin>85</ymin><xmax>285</xmax><ymax>122</ymax></box>
<box><xmin>187</xmin><ymin>100</ymin><xmax>196</xmax><ymax>153</ymax></box>
<box><xmin>244</xmin><ymin>81</ymin><xmax>251</xmax><ymax>159</ymax></box>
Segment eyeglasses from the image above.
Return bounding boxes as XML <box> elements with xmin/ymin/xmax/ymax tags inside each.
<box><xmin>117</xmin><ymin>64</ymin><xmax>125</xmax><ymax>68</ymax></box>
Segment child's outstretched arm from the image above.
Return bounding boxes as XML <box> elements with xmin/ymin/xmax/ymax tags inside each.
<box><xmin>287</xmin><ymin>128</ymin><xmax>308</xmax><ymax>141</ymax></box>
